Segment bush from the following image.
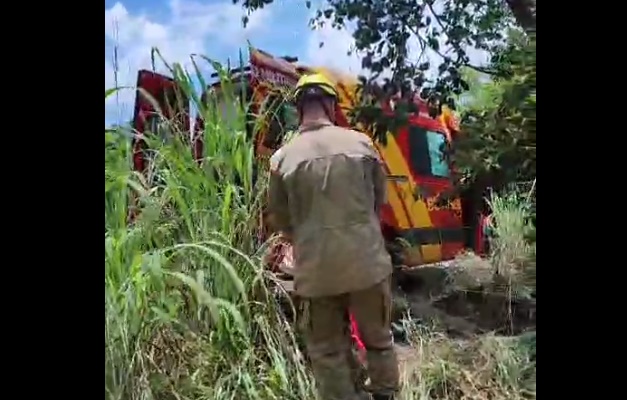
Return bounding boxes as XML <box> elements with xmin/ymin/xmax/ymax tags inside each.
<box><xmin>451</xmin><ymin>187</ymin><xmax>536</xmax><ymax>302</ymax></box>
<box><xmin>488</xmin><ymin>187</ymin><xmax>536</xmax><ymax>298</ymax></box>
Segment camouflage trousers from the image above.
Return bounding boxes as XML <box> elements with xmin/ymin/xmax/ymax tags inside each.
<box><xmin>299</xmin><ymin>277</ymin><xmax>399</xmax><ymax>400</ymax></box>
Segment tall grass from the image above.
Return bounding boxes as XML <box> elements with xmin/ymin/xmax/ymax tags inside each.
<box><xmin>105</xmin><ymin>53</ymin><xmax>536</xmax><ymax>400</ymax></box>
<box><xmin>488</xmin><ymin>188</ymin><xmax>536</xmax><ymax>298</ymax></box>
<box><xmin>104</xmin><ymin>59</ymin><xmax>315</xmax><ymax>400</ymax></box>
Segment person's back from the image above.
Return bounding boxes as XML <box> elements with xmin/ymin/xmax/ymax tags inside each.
<box><xmin>267</xmin><ymin>72</ymin><xmax>399</xmax><ymax>400</ymax></box>
<box><xmin>272</xmin><ymin>123</ymin><xmax>392</xmax><ymax>297</ymax></box>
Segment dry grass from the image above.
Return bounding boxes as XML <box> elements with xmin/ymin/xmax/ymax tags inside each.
<box><xmin>450</xmin><ymin>190</ymin><xmax>536</xmax><ymax>302</ymax></box>
<box><xmin>393</xmin><ymin>188</ymin><xmax>536</xmax><ymax>400</ymax></box>
<box><xmin>398</xmin><ymin>324</ymin><xmax>536</xmax><ymax>400</ymax></box>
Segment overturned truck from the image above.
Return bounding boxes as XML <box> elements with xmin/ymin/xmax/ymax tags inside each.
<box><xmin>131</xmin><ymin>48</ymin><xmax>492</xmax><ymax>268</ymax></box>
<box><xmin>130</xmin><ymin>46</ymin><xmax>537</xmax><ymax>358</ymax></box>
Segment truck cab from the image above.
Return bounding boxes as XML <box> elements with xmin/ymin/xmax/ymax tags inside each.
<box><xmin>131</xmin><ymin>70</ymin><xmax>197</xmax><ymax>181</ymax></box>
<box><xmin>130</xmin><ymin>49</ymin><xmax>487</xmax><ymax>264</ymax></box>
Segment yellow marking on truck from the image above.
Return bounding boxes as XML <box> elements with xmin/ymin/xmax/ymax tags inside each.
<box><xmin>376</xmin><ymin>136</ymin><xmax>441</xmax><ymax>261</ymax></box>
<box><xmin>310</xmin><ymin>66</ymin><xmax>441</xmax><ymax>260</ymax></box>
<box><xmin>310</xmin><ymin>67</ymin><xmax>413</xmax><ymax>228</ymax></box>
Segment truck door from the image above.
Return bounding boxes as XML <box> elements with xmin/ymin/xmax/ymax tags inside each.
<box><xmin>131</xmin><ymin>70</ymin><xmax>191</xmax><ymax>179</ymax></box>
<box><xmin>402</xmin><ymin>117</ymin><xmax>465</xmax><ymax>261</ymax></box>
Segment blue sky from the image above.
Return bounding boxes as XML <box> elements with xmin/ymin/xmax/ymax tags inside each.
<box><xmin>105</xmin><ymin>0</ymin><xmax>365</xmax><ymax>125</ymax></box>
<box><xmin>104</xmin><ymin>0</ymin><xmax>488</xmax><ymax>126</ymax></box>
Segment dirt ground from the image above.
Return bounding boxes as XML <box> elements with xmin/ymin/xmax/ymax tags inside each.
<box><xmin>271</xmin><ymin>263</ymin><xmax>537</xmax><ymax>399</ymax></box>
<box><xmin>393</xmin><ymin>259</ymin><xmax>536</xmax><ymax>336</ymax></box>
<box><xmin>395</xmin><ymin>343</ymin><xmax>420</xmax><ymax>374</ymax></box>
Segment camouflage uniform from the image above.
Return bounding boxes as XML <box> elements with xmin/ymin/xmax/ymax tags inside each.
<box><xmin>268</xmin><ymin>120</ymin><xmax>399</xmax><ymax>400</ymax></box>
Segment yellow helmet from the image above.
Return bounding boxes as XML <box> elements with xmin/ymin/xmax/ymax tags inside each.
<box><xmin>293</xmin><ymin>73</ymin><xmax>338</xmax><ymax>101</ymax></box>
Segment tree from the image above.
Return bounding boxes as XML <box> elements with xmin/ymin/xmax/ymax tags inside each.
<box><xmin>453</xmin><ymin>30</ymin><xmax>535</xmax><ymax>186</ymax></box>
<box><xmin>236</xmin><ymin>0</ymin><xmax>536</xmax><ymax>193</ymax></box>
<box><xmin>236</xmin><ymin>0</ymin><xmax>534</xmax><ymax>110</ymax></box>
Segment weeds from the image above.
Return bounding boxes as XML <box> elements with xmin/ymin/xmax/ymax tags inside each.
<box><xmin>452</xmin><ymin>187</ymin><xmax>536</xmax><ymax>300</ymax></box>
<box><xmin>105</xmin><ymin>53</ymin><xmax>535</xmax><ymax>400</ymax></box>
<box><xmin>104</xmin><ymin>58</ymin><xmax>315</xmax><ymax>400</ymax></box>
<box><xmin>399</xmin><ymin>324</ymin><xmax>536</xmax><ymax>400</ymax></box>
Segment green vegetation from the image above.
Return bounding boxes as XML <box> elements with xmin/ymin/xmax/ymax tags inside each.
<box><xmin>105</xmin><ymin>1</ymin><xmax>536</xmax><ymax>398</ymax></box>
<box><xmin>453</xmin><ymin>31</ymin><xmax>536</xmax><ymax>188</ymax></box>
<box><xmin>105</xmin><ymin>68</ymin><xmax>316</xmax><ymax>399</ymax></box>
<box><xmin>238</xmin><ymin>0</ymin><xmax>534</xmax><ymax>126</ymax></box>
<box><xmin>105</xmin><ymin>71</ymin><xmax>536</xmax><ymax>400</ymax></box>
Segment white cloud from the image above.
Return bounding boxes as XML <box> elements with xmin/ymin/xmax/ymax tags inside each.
<box><xmin>104</xmin><ymin>0</ymin><xmax>271</xmax><ymax>124</ymax></box>
<box><xmin>305</xmin><ymin>7</ymin><xmax>489</xmax><ymax>82</ymax></box>
<box><xmin>306</xmin><ymin>23</ymin><xmax>425</xmax><ymax>80</ymax></box>
<box><xmin>306</xmin><ymin>23</ymin><xmax>364</xmax><ymax>74</ymax></box>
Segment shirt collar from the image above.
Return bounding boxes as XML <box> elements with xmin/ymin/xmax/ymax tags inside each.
<box><xmin>299</xmin><ymin>119</ymin><xmax>333</xmax><ymax>133</ymax></box>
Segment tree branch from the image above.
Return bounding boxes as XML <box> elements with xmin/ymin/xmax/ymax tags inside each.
<box><xmin>416</xmin><ymin>4</ymin><xmax>498</xmax><ymax>76</ymax></box>
<box><xmin>503</xmin><ymin>0</ymin><xmax>536</xmax><ymax>33</ymax></box>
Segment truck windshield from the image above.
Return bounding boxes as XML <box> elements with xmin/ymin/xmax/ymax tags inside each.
<box><xmin>407</xmin><ymin>126</ymin><xmax>450</xmax><ymax>178</ymax></box>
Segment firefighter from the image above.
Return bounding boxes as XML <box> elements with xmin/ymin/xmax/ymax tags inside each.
<box><xmin>267</xmin><ymin>73</ymin><xmax>400</xmax><ymax>400</ymax></box>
